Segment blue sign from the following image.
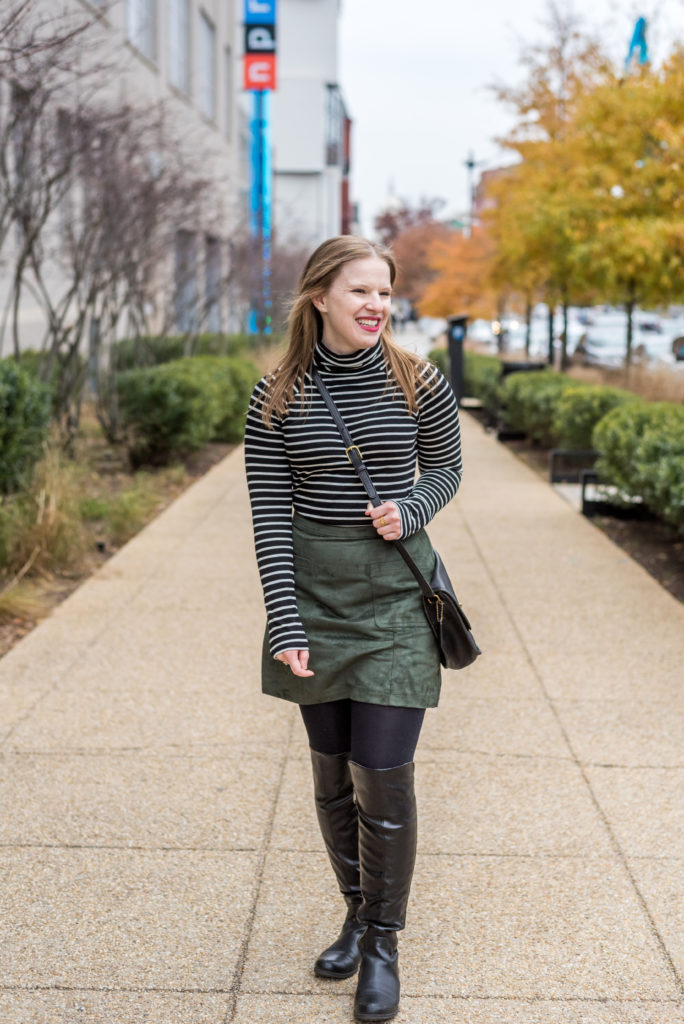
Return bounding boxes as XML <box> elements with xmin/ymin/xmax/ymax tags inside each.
<box><xmin>625</xmin><ymin>17</ymin><xmax>648</xmax><ymax>69</ymax></box>
<box><xmin>245</xmin><ymin>0</ymin><xmax>276</xmax><ymax>25</ymax></box>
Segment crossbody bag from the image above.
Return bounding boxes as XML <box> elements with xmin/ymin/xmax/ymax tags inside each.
<box><xmin>312</xmin><ymin>369</ymin><xmax>481</xmax><ymax>671</ymax></box>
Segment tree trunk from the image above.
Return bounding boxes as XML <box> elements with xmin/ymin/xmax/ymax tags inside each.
<box><xmin>497</xmin><ymin>297</ymin><xmax>506</xmax><ymax>354</ymax></box>
<box><xmin>625</xmin><ymin>279</ymin><xmax>636</xmax><ymax>369</ymax></box>
<box><xmin>547</xmin><ymin>303</ymin><xmax>555</xmax><ymax>365</ymax></box>
<box><xmin>561</xmin><ymin>298</ymin><xmax>569</xmax><ymax>371</ymax></box>
<box><xmin>525</xmin><ymin>298</ymin><xmax>532</xmax><ymax>356</ymax></box>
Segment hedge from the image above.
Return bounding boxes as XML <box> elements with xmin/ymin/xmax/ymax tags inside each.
<box><xmin>427</xmin><ymin>347</ymin><xmax>448</xmax><ymax>376</ymax></box>
<box><xmin>552</xmin><ymin>384</ymin><xmax>638</xmax><ymax>450</ymax></box>
<box><xmin>113</xmin><ymin>333</ymin><xmax>253</xmax><ymax>372</ymax></box>
<box><xmin>0</xmin><ymin>360</ymin><xmax>52</xmax><ymax>494</ymax></box>
<box><xmin>117</xmin><ymin>355</ymin><xmax>259</xmax><ymax>466</ymax></box>
<box><xmin>196</xmin><ymin>356</ymin><xmax>259</xmax><ymax>443</ymax></box>
<box><xmin>464</xmin><ymin>352</ymin><xmax>502</xmax><ymax>412</ymax></box>
<box><xmin>499</xmin><ymin>370</ymin><xmax>580</xmax><ymax>445</ymax></box>
<box><xmin>593</xmin><ymin>402</ymin><xmax>684</xmax><ymax>533</ymax></box>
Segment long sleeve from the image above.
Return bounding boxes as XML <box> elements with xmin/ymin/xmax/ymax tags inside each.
<box><xmin>244</xmin><ymin>379</ymin><xmax>308</xmax><ymax>658</ymax></box>
<box><xmin>393</xmin><ymin>364</ymin><xmax>462</xmax><ymax>537</ymax></box>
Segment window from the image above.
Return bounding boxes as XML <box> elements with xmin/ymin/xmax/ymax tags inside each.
<box><xmin>174</xmin><ymin>230</ymin><xmax>198</xmax><ymax>332</ymax></box>
<box><xmin>169</xmin><ymin>0</ymin><xmax>189</xmax><ymax>94</ymax></box>
<box><xmin>198</xmin><ymin>12</ymin><xmax>216</xmax><ymax>120</ymax></box>
<box><xmin>126</xmin><ymin>0</ymin><xmax>156</xmax><ymax>61</ymax></box>
<box><xmin>205</xmin><ymin>236</ymin><xmax>222</xmax><ymax>333</ymax></box>
<box><xmin>224</xmin><ymin>46</ymin><xmax>233</xmax><ymax>138</ymax></box>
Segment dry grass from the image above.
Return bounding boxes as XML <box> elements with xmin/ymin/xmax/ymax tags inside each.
<box><xmin>567</xmin><ymin>363</ymin><xmax>684</xmax><ymax>403</ymax></box>
<box><xmin>251</xmin><ymin>336</ymin><xmax>288</xmax><ymax>375</ymax></box>
<box><xmin>0</xmin><ymin>581</ymin><xmax>53</xmax><ymax>622</ymax></box>
<box><xmin>466</xmin><ymin>337</ymin><xmax>684</xmax><ymax>403</ymax></box>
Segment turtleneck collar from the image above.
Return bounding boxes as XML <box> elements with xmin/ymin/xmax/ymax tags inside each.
<box><xmin>314</xmin><ymin>339</ymin><xmax>385</xmax><ymax>374</ymax></box>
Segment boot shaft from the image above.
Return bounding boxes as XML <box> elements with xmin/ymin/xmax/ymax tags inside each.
<box><xmin>310</xmin><ymin>748</ymin><xmax>361</xmax><ymax>907</ymax></box>
<box><xmin>349</xmin><ymin>761</ymin><xmax>417</xmax><ymax>934</ymax></box>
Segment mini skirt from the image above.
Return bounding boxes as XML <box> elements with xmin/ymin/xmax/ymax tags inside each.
<box><xmin>261</xmin><ymin>513</ymin><xmax>442</xmax><ymax>709</ymax></box>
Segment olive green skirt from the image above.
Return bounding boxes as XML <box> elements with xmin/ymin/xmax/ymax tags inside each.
<box><xmin>261</xmin><ymin>513</ymin><xmax>442</xmax><ymax>708</ymax></box>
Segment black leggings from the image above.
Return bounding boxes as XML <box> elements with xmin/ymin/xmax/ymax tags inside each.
<box><xmin>299</xmin><ymin>698</ymin><xmax>425</xmax><ymax>770</ymax></box>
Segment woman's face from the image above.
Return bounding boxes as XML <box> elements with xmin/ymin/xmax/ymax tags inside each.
<box><xmin>313</xmin><ymin>255</ymin><xmax>392</xmax><ymax>355</ymax></box>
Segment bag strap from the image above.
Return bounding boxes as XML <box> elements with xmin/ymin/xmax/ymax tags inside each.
<box><xmin>312</xmin><ymin>368</ymin><xmax>435</xmax><ymax>602</ymax></box>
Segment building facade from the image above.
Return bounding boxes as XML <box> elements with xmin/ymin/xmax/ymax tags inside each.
<box><xmin>1</xmin><ymin>0</ymin><xmax>247</xmax><ymax>353</ymax></box>
<box><xmin>270</xmin><ymin>0</ymin><xmax>352</xmax><ymax>246</ymax></box>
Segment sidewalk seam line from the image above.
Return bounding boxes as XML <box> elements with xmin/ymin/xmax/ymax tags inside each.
<box><xmin>223</xmin><ymin>709</ymin><xmax>296</xmax><ymax>1023</ymax></box>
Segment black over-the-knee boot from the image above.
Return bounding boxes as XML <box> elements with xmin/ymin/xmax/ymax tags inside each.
<box><xmin>310</xmin><ymin>748</ymin><xmax>366</xmax><ymax>979</ymax></box>
<box><xmin>349</xmin><ymin>760</ymin><xmax>417</xmax><ymax>1023</ymax></box>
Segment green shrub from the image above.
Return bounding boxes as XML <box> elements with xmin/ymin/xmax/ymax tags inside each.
<box><xmin>552</xmin><ymin>384</ymin><xmax>637</xmax><ymax>450</ymax></box>
<box><xmin>197</xmin><ymin>356</ymin><xmax>260</xmax><ymax>442</ymax></box>
<box><xmin>118</xmin><ymin>361</ymin><xmax>219</xmax><ymax>465</ymax></box>
<box><xmin>113</xmin><ymin>333</ymin><xmax>256</xmax><ymax>372</ymax></box>
<box><xmin>0</xmin><ymin>360</ymin><xmax>52</xmax><ymax>494</ymax></box>
<box><xmin>117</xmin><ymin>355</ymin><xmax>259</xmax><ymax>465</ymax></box>
<box><xmin>427</xmin><ymin>347</ymin><xmax>449</xmax><ymax>376</ymax></box>
<box><xmin>195</xmin><ymin>333</ymin><xmax>252</xmax><ymax>358</ymax></box>
<box><xmin>114</xmin><ymin>336</ymin><xmax>186</xmax><ymax>371</ymax></box>
<box><xmin>499</xmin><ymin>370</ymin><xmax>580</xmax><ymax>445</ymax></box>
<box><xmin>463</xmin><ymin>352</ymin><xmax>502</xmax><ymax>411</ymax></box>
<box><xmin>593</xmin><ymin>402</ymin><xmax>684</xmax><ymax>533</ymax></box>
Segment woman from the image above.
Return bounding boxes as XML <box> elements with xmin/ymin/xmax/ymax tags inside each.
<box><xmin>245</xmin><ymin>236</ymin><xmax>462</xmax><ymax>1022</ymax></box>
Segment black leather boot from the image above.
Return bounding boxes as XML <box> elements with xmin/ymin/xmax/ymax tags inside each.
<box><xmin>310</xmin><ymin>749</ymin><xmax>366</xmax><ymax>979</ymax></box>
<box><xmin>349</xmin><ymin>761</ymin><xmax>417</xmax><ymax>1022</ymax></box>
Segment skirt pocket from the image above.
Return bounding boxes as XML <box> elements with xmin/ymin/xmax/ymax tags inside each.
<box><xmin>370</xmin><ymin>532</ymin><xmax>436</xmax><ymax>630</ymax></box>
<box><xmin>296</xmin><ymin>554</ymin><xmax>374</xmax><ymax>624</ymax></box>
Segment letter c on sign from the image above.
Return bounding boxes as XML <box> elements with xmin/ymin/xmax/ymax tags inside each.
<box><xmin>251</xmin><ymin>61</ymin><xmax>271</xmax><ymax>83</ymax></box>
<box><xmin>243</xmin><ymin>54</ymin><xmax>276</xmax><ymax>89</ymax></box>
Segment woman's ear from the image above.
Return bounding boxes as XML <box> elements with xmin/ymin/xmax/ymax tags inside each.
<box><xmin>312</xmin><ymin>293</ymin><xmax>327</xmax><ymax>314</ymax></box>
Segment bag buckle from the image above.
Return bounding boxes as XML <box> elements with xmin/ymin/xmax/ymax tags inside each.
<box><xmin>429</xmin><ymin>594</ymin><xmax>444</xmax><ymax>623</ymax></box>
<box><xmin>345</xmin><ymin>445</ymin><xmax>363</xmax><ymax>463</ymax></box>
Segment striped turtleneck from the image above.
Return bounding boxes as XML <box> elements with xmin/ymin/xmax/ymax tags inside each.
<box><xmin>244</xmin><ymin>340</ymin><xmax>462</xmax><ymax>658</ymax></box>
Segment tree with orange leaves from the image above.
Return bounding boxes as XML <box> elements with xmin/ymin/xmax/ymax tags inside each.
<box><xmin>418</xmin><ymin>229</ymin><xmax>497</xmax><ymax>321</ymax></box>
<box><xmin>391</xmin><ymin>220</ymin><xmax>453</xmax><ymax>303</ymax></box>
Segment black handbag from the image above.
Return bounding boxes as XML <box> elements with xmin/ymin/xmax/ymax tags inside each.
<box><xmin>312</xmin><ymin>370</ymin><xmax>482</xmax><ymax>670</ymax></box>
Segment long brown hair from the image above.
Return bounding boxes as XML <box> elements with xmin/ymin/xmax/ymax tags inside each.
<box><xmin>260</xmin><ymin>235</ymin><xmax>428</xmax><ymax>426</ymax></box>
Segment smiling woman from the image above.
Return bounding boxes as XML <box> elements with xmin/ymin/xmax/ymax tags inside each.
<box><xmin>244</xmin><ymin>236</ymin><xmax>463</xmax><ymax>1022</ymax></box>
<box><xmin>311</xmin><ymin>256</ymin><xmax>392</xmax><ymax>354</ymax></box>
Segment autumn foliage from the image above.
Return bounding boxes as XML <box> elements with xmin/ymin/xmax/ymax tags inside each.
<box><xmin>382</xmin><ymin>8</ymin><xmax>684</xmax><ymax>367</ymax></box>
<box><xmin>419</xmin><ymin>230</ymin><xmax>497</xmax><ymax>320</ymax></box>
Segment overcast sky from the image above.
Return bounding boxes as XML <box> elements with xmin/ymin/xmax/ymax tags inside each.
<box><xmin>338</xmin><ymin>0</ymin><xmax>684</xmax><ymax>234</ymax></box>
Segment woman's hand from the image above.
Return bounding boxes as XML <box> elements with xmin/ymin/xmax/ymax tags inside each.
<box><xmin>276</xmin><ymin>649</ymin><xmax>314</xmax><ymax>676</ymax></box>
<box><xmin>366</xmin><ymin>501</ymin><xmax>402</xmax><ymax>541</ymax></box>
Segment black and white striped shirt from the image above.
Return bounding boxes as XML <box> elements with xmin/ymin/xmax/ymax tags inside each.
<box><xmin>244</xmin><ymin>340</ymin><xmax>462</xmax><ymax>658</ymax></box>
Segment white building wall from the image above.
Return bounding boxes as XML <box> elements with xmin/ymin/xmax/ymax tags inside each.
<box><xmin>271</xmin><ymin>0</ymin><xmax>345</xmax><ymax>246</ymax></box>
<box><xmin>1</xmin><ymin>0</ymin><xmax>247</xmax><ymax>353</ymax></box>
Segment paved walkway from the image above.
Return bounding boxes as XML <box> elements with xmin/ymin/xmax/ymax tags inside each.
<box><xmin>1</xmin><ymin>413</ymin><xmax>683</xmax><ymax>1024</ymax></box>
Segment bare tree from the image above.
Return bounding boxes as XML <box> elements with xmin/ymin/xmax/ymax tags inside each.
<box><xmin>0</xmin><ymin>1</ymin><xmax>107</xmax><ymax>295</ymax></box>
<box><xmin>0</xmin><ymin>1</ymin><xmax>236</xmax><ymax>447</ymax></box>
<box><xmin>227</xmin><ymin>227</ymin><xmax>309</xmax><ymax>336</ymax></box>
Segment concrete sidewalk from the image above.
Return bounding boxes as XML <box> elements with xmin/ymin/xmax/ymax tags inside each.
<box><xmin>1</xmin><ymin>413</ymin><xmax>683</xmax><ymax>1024</ymax></box>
